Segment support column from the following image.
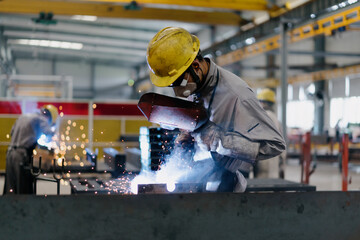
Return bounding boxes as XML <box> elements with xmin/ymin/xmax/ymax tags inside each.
<box><xmin>88</xmin><ymin>101</ymin><xmax>94</xmax><ymax>151</ymax></box>
<box><xmin>51</xmin><ymin>58</ymin><xmax>56</xmax><ymax>75</ymax></box>
<box><xmin>90</xmin><ymin>62</ymin><xmax>96</xmax><ymax>99</ymax></box>
<box><xmin>0</xmin><ymin>28</ymin><xmax>7</xmax><ymax>96</ymax></box>
<box><xmin>232</xmin><ymin>62</ymin><xmax>243</xmax><ymax>77</ymax></box>
<box><xmin>0</xmin><ymin>27</ymin><xmax>15</xmax><ymax>75</ymax></box>
<box><xmin>210</xmin><ymin>25</ymin><xmax>217</xmax><ymax>62</ymax></box>
<box><xmin>280</xmin><ymin>21</ymin><xmax>288</xmax><ymax>141</ymax></box>
<box><xmin>313</xmin><ymin>36</ymin><xmax>326</xmax><ymax>135</ymax></box>
<box><xmin>131</xmin><ymin>66</ymin><xmax>140</xmax><ymax>99</ymax></box>
<box><xmin>266</xmin><ymin>55</ymin><xmax>275</xmax><ymax>79</ymax></box>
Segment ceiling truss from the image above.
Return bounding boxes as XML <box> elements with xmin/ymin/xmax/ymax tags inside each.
<box><xmin>0</xmin><ymin>0</ymin><xmax>250</xmax><ymax>26</ymax></box>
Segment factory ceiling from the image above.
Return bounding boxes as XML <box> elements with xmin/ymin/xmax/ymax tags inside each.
<box><xmin>0</xmin><ymin>0</ymin><xmax>300</xmax><ymax>73</ymax></box>
<box><xmin>0</xmin><ymin>0</ymin><xmax>359</xmax><ymax>81</ymax></box>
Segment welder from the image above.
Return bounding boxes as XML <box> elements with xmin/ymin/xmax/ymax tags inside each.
<box><xmin>3</xmin><ymin>104</ymin><xmax>58</xmax><ymax>194</ymax></box>
<box><xmin>254</xmin><ymin>88</ymin><xmax>287</xmax><ymax>179</ymax></box>
<box><xmin>146</xmin><ymin>27</ymin><xmax>286</xmax><ymax>192</ymax></box>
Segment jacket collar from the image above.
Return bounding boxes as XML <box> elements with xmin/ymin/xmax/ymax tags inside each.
<box><xmin>195</xmin><ymin>58</ymin><xmax>218</xmax><ymax>97</ymax></box>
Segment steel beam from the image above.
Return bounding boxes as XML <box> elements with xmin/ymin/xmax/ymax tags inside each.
<box><xmin>78</xmin><ymin>0</ymin><xmax>271</xmax><ymax>11</ymax></box>
<box><xmin>0</xmin><ymin>192</ymin><xmax>360</xmax><ymax>240</ymax></box>
<box><xmin>4</xmin><ymin>30</ymin><xmax>149</xmax><ymax>50</ymax></box>
<box><xmin>0</xmin><ymin>0</ymin><xmax>247</xmax><ymax>26</ymax></box>
<box><xmin>288</xmin><ymin>64</ymin><xmax>360</xmax><ymax>84</ymax></box>
<box><xmin>238</xmin><ymin>63</ymin><xmax>360</xmax><ymax>88</ymax></box>
<box><xmin>229</xmin><ymin>64</ymin><xmax>337</xmax><ymax>71</ymax></box>
<box><xmin>267</xmin><ymin>50</ymin><xmax>360</xmax><ymax>58</ymax></box>
<box><xmin>207</xmin><ymin>0</ymin><xmax>359</xmax><ymax>66</ymax></box>
<box><xmin>10</xmin><ymin>52</ymin><xmax>139</xmax><ymax>68</ymax></box>
<box><xmin>10</xmin><ymin>45</ymin><xmax>144</xmax><ymax>64</ymax></box>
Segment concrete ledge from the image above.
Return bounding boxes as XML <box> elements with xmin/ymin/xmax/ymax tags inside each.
<box><xmin>0</xmin><ymin>192</ymin><xmax>360</xmax><ymax>240</ymax></box>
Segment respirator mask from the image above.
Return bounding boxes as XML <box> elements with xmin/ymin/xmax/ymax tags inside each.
<box><xmin>172</xmin><ymin>66</ymin><xmax>201</xmax><ymax>98</ymax></box>
<box><xmin>173</xmin><ymin>78</ymin><xmax>197</xmax><ymax>98</ymax></box>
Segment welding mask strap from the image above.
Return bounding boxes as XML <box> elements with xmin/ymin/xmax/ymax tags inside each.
<box><xmin>188</xmin><ymin>66</ymin><xmax>201</xmax><ymax>87</ymax></box>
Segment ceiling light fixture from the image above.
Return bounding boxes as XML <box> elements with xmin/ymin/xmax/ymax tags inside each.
<box><xmin>245</xmin><ymin>37</ymin><xmax>255</xmax><ymax>45</ymax></box>
<box><xmin>71</xmin><ymin>15</ymin><xmax>98</xmax><ymax>22</ymax></box>
<box><xmin>12</xmin><ymin>39</ymin><xmax>83</xmax><ymax>50</ymax></box>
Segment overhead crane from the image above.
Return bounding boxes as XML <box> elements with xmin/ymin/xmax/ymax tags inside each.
<box><xmin>77</xmin><ymin>0</ymin><xmax>274</xmax><ymax>11</ymax></box>
<box><xmin>217</xmin><ymin>4</ymin><xmax>360</xmax><ymax>66</ymax></box>
<box><xmin>0</xmin><ymin>0</ymin><xmax>259</xmax><ymax>26</ymax></box>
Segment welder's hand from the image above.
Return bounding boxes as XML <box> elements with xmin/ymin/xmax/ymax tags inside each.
<box><xmin>191</xmin><ymin>121</ymin><xmax>222</xmax><ymax>152</ymax></box>
<box><xmin>174</xmin><ymin>131</ymin><xmax>194</xmax><ymax>150</ymax></box>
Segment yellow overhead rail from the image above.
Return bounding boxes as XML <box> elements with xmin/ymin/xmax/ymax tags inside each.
<box><xmin>245</xmin><ymin>64</ymin><xmax>360</xmax><ymax>88</ymax></box>
<box><xmin>217</xmin><ymin>5</ymin><xmax>360</xmax><ymax>66</ymax></box>
<box><xmin>288</xmin><ymin>64</ymin><xmax>360</xmax><ymax>85</ymax></box>
<box><xmin>243</xmin><ymin>77</ymin><xmax>280</xmax><ymax>88</ymax></box>
<box><xmin>78</xmin><ymin>0</ymin><xmax>271</xmax><ymax>11</ymax></box>
<box><xmin>0</xmin><ymin>0</ymin><xmax>246</xmax><ymax>26</ymax></box>
<box><xmin>218</xmin><ymin>35</ymin><xmax>281</xmax><ymax>66</ymax></box>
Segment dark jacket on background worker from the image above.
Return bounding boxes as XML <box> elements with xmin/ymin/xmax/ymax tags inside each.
<box><xmin>4</xmin><ymin>105</ymin><xmax>57</xmax><ymax>194</ymax></box>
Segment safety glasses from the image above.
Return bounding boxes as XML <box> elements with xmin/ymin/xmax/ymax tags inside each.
<box><xmin>170</xmin><ymin>67</ymin><xmax>190</xmax><ymax>87</ymax></box>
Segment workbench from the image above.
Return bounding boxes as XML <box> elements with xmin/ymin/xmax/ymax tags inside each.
<box><xmin>1</xmin><ymin>192</ymin><xmax>360</xmax><ymax>240</ymax></box>
<box><xmin>246</xmin><ymin>178</ymin><xmax>316</xmax><ymax>192</ymax></box>
<box><xmin>70</xmin><ymin>178</ymin><xmax>316</xmax><ymax>194</ymax></box>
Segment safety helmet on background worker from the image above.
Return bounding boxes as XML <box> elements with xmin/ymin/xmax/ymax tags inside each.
<box><xmin>40</xmin><ymin>104</ymin><xmax>58</xmax><ymax>125</ymax></box>
<box><xmin>146</xmin><ymin>27</ymin><xmax>200</xmax><ymax>87</ymax></box>
<box><xmin>257</xmin><ymin>88</ymin><xmax>276</xmax><ymax>103</ymax></box>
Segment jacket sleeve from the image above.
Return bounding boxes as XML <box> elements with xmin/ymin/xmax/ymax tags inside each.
<box><xmin>230</xmin><ymin>97</ymin><xmax>286</xmax><ymax>161</ymax></box>
<box><xmin>192</xmin><ymin>121</ymin><xmax>259</xmax><ymax>167</ymax></box>
<box><xmin>208</xmin><ymin>96</ymin><xmax>285</xmax><ymax>162</ymax></box>
<box><xmin>194</xmin><ymin>98</ymin><xmax>286</xmax><ymax>167</ymax></box>
<box><xmin>37</xmin><ymin>116</ymin><xmax>54</xmax><ymax>136</ymax></box>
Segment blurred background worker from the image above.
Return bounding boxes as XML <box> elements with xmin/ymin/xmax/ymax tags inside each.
<box><xmin>3</xmin><ymin>104</ymin><xmax>58</xmax><ymax>194</ymax></box>
<box><xmin>146</xmin><ymin>27</ymin><xmax>286</xmax><ymax>192</ymax></box>
<box><xmin>255</xmin><ymin>88</ymin><xmax>287</xmax><ymax>179</ymax></box>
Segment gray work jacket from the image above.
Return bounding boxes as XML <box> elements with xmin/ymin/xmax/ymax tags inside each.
<box><xmin>195</xmin><ymin>59</ymin><xmax>286</xmax><ymax>172</ymax></box>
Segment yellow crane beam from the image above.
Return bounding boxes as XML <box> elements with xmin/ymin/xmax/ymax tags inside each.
<box><xmin>244</xmin><ymin>64</ymin><xmax>360</xmax><ymax>88</ymax></box>
<box><xmin>243</xmin><ymin>77</ymin><xmax>280</xmax><ymax>88</ymax></box>
<box><xmin>0</xmin><ymin>0</ymin><xmax>247</xmax><ymax>26</ymax></box>
<box><xmin>217</xmin><ymin>5</ymin><xmax>360</xmax><ymax>66</ymax></box>
<box><xmin>288</xmin><ymin>64</ymin><xmax>360</xmax><ymax>85</ymax></box>
<box><xmin>217</xmin><ymin>6</ymin><xmax>360</xmax><ymax>66</ymax></box>
<box><xmin>77</xmin><ymin>0</ymin><xmax>271</xmax><ymax>11</ymax></box>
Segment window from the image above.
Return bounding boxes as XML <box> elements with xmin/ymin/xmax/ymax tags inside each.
<box><xmin>330</xmin><ymin>97</ymin><xmax>360</xmax><ymax>128</ymax></box>
<box><xmin>287</xmin><ymin>100</ymin><xmax>314</xmax><ymax>130</ymax></box>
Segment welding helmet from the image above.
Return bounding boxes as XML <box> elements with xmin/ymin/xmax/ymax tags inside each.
<box><xmin>146</xmin><ymin>27</ymin><xmax>200</xmax><ymax>87</ymax></box>
<box><xmin>257</xmin><ymin>88</ymin><xmax>276</xmax><ymax>103</ymax></box>
<box><xmin>41</xmin><ymin>104</ymin><xmax>58</xmax><ymax>125</ymax></box>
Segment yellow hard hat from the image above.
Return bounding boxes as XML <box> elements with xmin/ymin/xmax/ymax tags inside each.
<box><xmin>257</xmin><ymin>88</ymin><xmax>276</xmax><ymax>103</ymax></box>
<box><xmin>146</xmin><ymin>27</ymin><xmax>200</xmax><ymax>87</ymax></box>
<box><xmin>41</xmin><ymin>104</ymin><xmax>58</xmax><ymax>125</ymax></box>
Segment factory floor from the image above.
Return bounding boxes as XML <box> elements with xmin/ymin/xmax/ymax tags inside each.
<box><xmin>284</xmin><ymin>158</ymin><xmax>360</xmax><ymax>191</ymax></box>
<box><xmin>0</xmin><ymin>159</ymin><xmax>359</xmax><ymax>195</ymax></box>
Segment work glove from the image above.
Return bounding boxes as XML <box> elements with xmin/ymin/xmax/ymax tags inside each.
<box><xmin>192</xmin><ymin>121</ymin><xmax>260</xmax><ymax>161</ymax></box>
<box><xmin>174</xmin><ymin>130</ymin><xmax>194</xmax><ymax>150</ymax></box>
<box><xmin>191</xmin><ymin>121</ymin><xmax>222</xmax><ymax>152</ymax></box>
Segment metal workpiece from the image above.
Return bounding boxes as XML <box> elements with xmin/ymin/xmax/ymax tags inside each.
<box><xmin>1</xmin><ymin>192</ymin><xmax>360</xmax><ymax>240</ymax></box>
<box><xmin>138</xmin><ymin>93</ymin><xmax>208</xmax><ymax>131</ymax></box>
